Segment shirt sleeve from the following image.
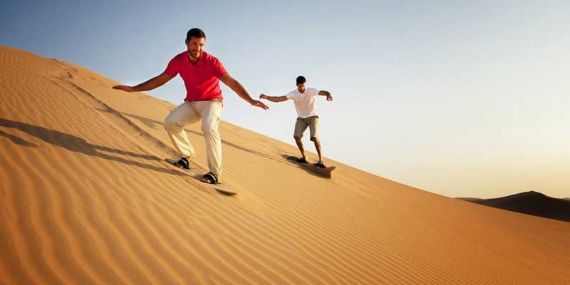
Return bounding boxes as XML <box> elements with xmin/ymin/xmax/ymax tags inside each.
<box><xmin>211</xmin><ymin>57</ymin><xmax>228</xmax><ymax>78</ymax></box>
<box><xmin>311</xmin><ymin>88</ymin><xmax>320</xmax><ymax>96</ymax></box>
<box><xmin>286</xmin><ymin>90</ymin><xmax>297</xmax><ymax>100</ymax></box>
<box><xmin>164</xmin><ymin>56</ymin><xmax>180</xmax><ymax>77</ymax></box>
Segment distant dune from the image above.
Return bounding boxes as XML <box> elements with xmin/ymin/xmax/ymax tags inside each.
<box><xmin>458</xmin><ymin>191</ymin><xmax>570</xmax><ymax>222</ymax></box>
<box><xmin>1</xmin><ymin>45</ymin><xmax>569</xmax><ymax>284</ymax></box>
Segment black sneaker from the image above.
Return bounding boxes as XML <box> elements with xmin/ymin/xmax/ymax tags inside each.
<box><xmin>166</xmin><ymin>157</ymin><xmax>190</xmax><ymax>170</ymax></box>
<box><xmin>314</xmin><ymin>162</ymin><xmax>326</xmax><ymax>168</ymax></box>
<box><xmin>296</xmin><ymin>157</ymin><xmax>308</xmax><ymax>163</ymax></box>
<box><xmin>201</xmin><ymin>172</ymin><xmax>219</xmax><ymax>184</ymax></box>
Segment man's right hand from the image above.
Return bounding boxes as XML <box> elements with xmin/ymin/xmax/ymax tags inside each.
<box><xmin>113</xmin><ymin>85</ymin><xmax>135</xmax><ymax>92</ymax></box>
<box><xmin>251</xmin><ymin>99</ymin><xmax>269</xmax><ymax>110</ymax></box>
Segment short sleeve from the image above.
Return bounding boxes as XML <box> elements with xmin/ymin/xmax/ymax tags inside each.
<box><xmin>310</xmin><ymin>88</ymin><xmax>320</xmax><ymax>96</ymax></box>
<box><xmin>164</xmin><ymin>56</ymin><xmax>180</xmax><ymax>77</ymax></box>
<box><xmin>286</xmin><ymin>90</ymin><xmax>298</xmax><ymax>100</ymax></box>
<box><xmin>211</xmin><ymin>57</ymin><xmax>227</xmax><ymax>78</ymax></box>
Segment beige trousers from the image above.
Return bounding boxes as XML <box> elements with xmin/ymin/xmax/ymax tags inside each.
<box><xmin>164</xmin><ymin>100</ymin><xmax>223</xmax><ymax>177</ymax></box>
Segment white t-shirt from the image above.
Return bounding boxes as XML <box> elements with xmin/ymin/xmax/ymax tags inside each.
<box><xmin>286</xmin><ymin>87</ymin><xmax>320</xmax><ymax>118</ymax></box>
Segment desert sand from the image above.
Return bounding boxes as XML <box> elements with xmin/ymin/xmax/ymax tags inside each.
<box><xmin>1</xmin><ymin>46</ymin><xmax>569</xmax><ymax>284</ymax></box>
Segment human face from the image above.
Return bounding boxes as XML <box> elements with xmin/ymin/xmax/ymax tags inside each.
<box><xmin>297</xmin><ymin>83</ymin><xmax>306</xmax><ymax>93</ymax></box>
<box><xmin>186</xmin><ymin>37</ymin><xmax>205</xmax><ymax>62</ymax></box>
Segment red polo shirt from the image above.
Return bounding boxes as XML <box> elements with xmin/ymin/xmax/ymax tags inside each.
<box><xmin>164</xmin><ymin>51</ymin><xmax>227</xmax><ymax>101</ymax></box>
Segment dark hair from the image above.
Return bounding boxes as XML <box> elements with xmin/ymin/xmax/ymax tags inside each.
<box><xmin>296</xmin><ymin>76</ymin><xmax>306</xmax><ymax>85</ymax></box>
<box><xmin>186</xmin><ymin>28</ymin><xmax>206</xmax><ymax>42</ymax></box>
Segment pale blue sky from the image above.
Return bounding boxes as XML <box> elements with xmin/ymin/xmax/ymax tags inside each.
<box><xmin>2</xmin><ymin>0</ymin><xmax>569</xmax><ymax>198</ymax></box>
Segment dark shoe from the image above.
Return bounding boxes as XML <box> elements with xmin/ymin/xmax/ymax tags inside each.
<box><xmin>201</xmin><ymin>172</ymin><xmax>219</xmax><ymax>184</ymax></box>
<box><xmin>296</xmin><ymin>157</ymin><xmax>308</xmax><ymax>163</ymax></box>
<box><xmin>314</xmin><ymin>162</ymin><xmax>326</xmax><ymax>168</ymax></box>
<box><xmin>166</xmin><ymin>157</ymin><xmax>190</xmax><ymax>170</ymax></box>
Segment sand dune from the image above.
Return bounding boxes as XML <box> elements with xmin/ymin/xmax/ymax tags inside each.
<box><xmin>458</xmin><ymin>191</ymin><xmax>570</xmax><ymax>222</ymax></box>
<box><xmin>1</xmin><ymin>45</ymin><xmax>569</xmax><ymax>284</ymax></box>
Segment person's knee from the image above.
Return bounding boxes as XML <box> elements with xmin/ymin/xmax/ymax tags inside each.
<box><xmin>164</xmin><ymin>118</ymin><xmax>177</xmax><ymax>131</ymax></box>
<box><xmin>310</xmin><ymin>136</ymin><xmax>319</xmax><ymax>142</ymax></box>
<box><xmin>294</xmin><ymin>136</ymin><xmax>302</xmax><ymax>141</ymax></box>
<box><xmin>201</xmin><ymin>121</ymin><xmax>219</xmax><ymax>136</ymax></box>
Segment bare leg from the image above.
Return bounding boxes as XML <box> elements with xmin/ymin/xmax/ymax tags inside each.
<box><xmin>310</xmin><ymin>136</ymin><xmax>322</xmax><ymax>163</ymax></box>
<box><xmin>294</xmin><ymin>136</ymin><xmax>306</xmax><ymax>159</ymax></box>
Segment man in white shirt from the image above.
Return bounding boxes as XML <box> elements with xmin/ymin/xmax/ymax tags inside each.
<box><xmin>260</xmin><ymin>76</ymin><xmax>333</xmax><ymax>168</ymax></box>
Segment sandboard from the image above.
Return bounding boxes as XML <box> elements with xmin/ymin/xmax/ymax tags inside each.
<box><xmin>189</xmin><ymin>173</ymin><xmax>238</xmax><ymax>196</ymax></box>
<box><xmin>213</xmin><ymin>186</ymin><xmax>237</xmax><ymax>196</ymax></box>
<box><xmin>285</xmin><ymin>155</ymin><xmax>336</xmax><ymax>178</ymax></box>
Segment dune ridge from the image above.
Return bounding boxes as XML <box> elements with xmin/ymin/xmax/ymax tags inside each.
<box><xmin>1</xmin><ymin>46</ymin><xmax>569</xmax><ymax>284</ymax></box>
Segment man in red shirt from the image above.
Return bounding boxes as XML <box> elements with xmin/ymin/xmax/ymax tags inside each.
<box><xmin>113</xmin><ymin>28</ymin><xmax>268</xmax><ymax>184</ymax></box>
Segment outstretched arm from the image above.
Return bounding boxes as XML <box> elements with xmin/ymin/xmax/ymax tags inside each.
<box><xmin>113</xmin><ymin>72</ymin><xmax>173</xmax><ymax>92</ymax></box>
<box><xmin>318</xmin><ymin>90</ymin><xmax>333</xmax><ymax>101</ymax></box>
<box><xmin>219</xmin><ymin>73</ymin><xmax>269</xmax><ymax>110</ymax></box>
<box><xmin>259</xmin><ymin>94</ymin><xmax>288</xmax><ymax>103</ymax></box>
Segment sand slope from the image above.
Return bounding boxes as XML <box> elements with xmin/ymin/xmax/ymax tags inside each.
<box><xmin>1</xmin><ymin>46</ymin><xmax>569</xmax><ymax>284</ymax></box>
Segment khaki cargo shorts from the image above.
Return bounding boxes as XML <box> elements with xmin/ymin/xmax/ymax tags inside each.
<box><xmin>294</xmin><ymin>116</ymin><xmax>319</xmax><ymax>138</ymax></box>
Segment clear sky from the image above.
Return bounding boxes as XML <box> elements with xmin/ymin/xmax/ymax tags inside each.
<box><xmin>2</xmin><ymin>0</ymin><xmax>569</xmax><ymax>198</ymax></box>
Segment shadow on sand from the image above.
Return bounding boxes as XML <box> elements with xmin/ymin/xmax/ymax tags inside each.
<box><xmin>0</xmin><ymin>118</ymin><xmax>183</xmax><ymax>176</ymax></box>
